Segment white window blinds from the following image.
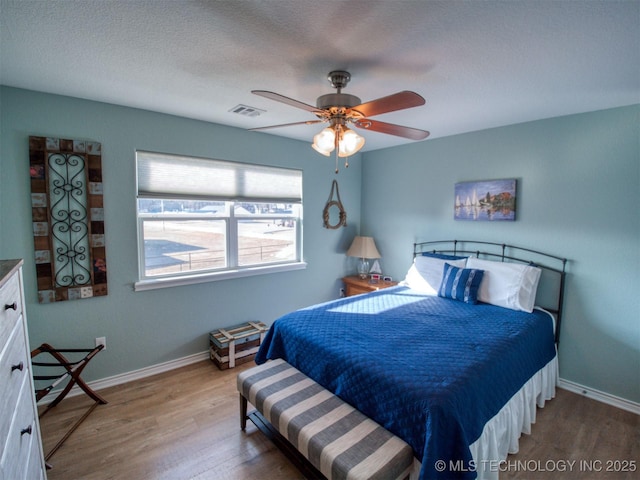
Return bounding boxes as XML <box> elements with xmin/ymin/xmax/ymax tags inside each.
<box><xmin>136</xmin><ymin>151</ymin><xmax>302</xmax><ymax>203</ymax></box>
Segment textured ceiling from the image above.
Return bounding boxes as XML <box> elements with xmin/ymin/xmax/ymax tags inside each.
<box><xmin>1</xmin><ymin>0</ymin><xmax>638</xmax><ymax>152</ymax></box>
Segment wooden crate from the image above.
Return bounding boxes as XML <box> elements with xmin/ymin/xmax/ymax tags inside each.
<box><xmin>209</xmin><ymin>321</ymin><xmax>268</xmax><ymax>370</ymax></box>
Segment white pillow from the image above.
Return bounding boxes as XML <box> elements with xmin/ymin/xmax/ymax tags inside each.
<box><xmin>465</xmin><ymin>257</ymin><xmax>542</xmax><ymax>312</ymax></box>
<box><xmin>401</xmin><ymin>255</ymin><xmax>467</xmax><ymax>295</ymax></box>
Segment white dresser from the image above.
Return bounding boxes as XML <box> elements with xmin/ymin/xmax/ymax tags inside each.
<box><xmin>0</xmin><ymin>259</ymin><xmax>47</xmax><ymax>480</ymax></box>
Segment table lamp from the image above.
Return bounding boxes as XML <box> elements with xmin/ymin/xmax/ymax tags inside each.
<box><xmin>347</xmin><ymin>236</ymin><xmax>381</xmax><ymax>279</ymax></box>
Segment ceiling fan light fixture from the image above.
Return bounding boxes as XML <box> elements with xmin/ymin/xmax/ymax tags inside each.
<box><xmin>252</xmin><ymin>71</ymin><xmax>429</xmax><ymax>171</ymax></box>
<box><xmin>338</xmin><ymin>128</ymin><xmax>365</xmax><ymax>157</ymax></box>
<box><xmin>312</xmin><ymin>127</ymin><xmax>336</xmax><ymax>156</ymax></box>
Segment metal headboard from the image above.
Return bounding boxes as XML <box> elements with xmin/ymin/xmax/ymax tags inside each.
<box><xmin>413</xmin><ymin>240</ymin><xmax>568</xmax><ymax>344</ymax></box>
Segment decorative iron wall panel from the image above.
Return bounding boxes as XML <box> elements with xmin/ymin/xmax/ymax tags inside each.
<box><xmin>29</xmin><ymin>136</ymin><xmax>108</xmax><ymax>303</ymax></box>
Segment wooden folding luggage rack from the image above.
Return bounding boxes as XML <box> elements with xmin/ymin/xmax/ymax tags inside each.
<box><xmin>31</xmin><ymin>343</ymin><xmax>107</xmax><ymax>465</ymax></box>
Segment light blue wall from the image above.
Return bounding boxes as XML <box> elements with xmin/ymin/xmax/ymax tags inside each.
<box><xmin>0</xmin><ymin>86</ymin><xmax>362</xmax><ymax>382</ymax></box>
<box><xmin>2</xmin><ymin>86</ymin><xmax>638</xmax><ymax>405</ymax></box>
<box><xmin>361</xmin><ymin>105</ymin><xmax>640</xmax><ymax>404</ymax></box>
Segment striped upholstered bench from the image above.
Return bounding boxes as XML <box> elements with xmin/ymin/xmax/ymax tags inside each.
<box><xmin>237</xmin><ymin>359</ymin><xmax>413</xmax><ymax>480</ymax></box>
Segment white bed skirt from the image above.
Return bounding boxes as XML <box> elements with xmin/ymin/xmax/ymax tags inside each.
<box><xmin>409</xmin><ymin>354</ymin><xmax>558</xmax><ymax>480</ymax></box>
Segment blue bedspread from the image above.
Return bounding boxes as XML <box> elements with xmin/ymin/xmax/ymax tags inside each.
<box><xmin>255</xmin><ymin>286</ymin><xmax>556</xmax><ymax>479</ymax></box>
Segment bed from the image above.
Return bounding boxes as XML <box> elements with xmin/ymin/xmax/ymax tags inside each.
<box><xmin>254</xmin><ymin>240</ymin><xmax>567</xmax><ymax>479</ymax></box>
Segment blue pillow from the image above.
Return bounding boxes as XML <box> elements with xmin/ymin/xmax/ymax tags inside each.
<box><xmin>422</xmin><ymin>252</ymin><xmax>467</xmax><ymax>261</ymax></box>
<box><xmin>438</xmin><ymin>263</ymin><xmax>484</xmax><ymax>304</ymax></box>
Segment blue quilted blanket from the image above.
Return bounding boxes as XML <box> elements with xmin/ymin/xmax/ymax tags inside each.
<box><xmin>255</xmin><ymin>286</ymin><xmax>556</xmax><ymax>479</ymax></box>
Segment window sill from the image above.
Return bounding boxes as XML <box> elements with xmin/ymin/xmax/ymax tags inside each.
<box><xmin>133</xmin><ymin>261</ymin><xmax>307</xmax><ymax>292</ymax></box>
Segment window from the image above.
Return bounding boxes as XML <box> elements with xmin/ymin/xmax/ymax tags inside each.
<box><xmin>135</xmin><ymin>151</ymin><xmax>304</xmax><ymax>290</ymax></box>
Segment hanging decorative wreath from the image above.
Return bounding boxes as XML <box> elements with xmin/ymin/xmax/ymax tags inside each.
<box><xmin>323</xmin><ymin>180</ymin><xmax>347</xmax><ymax>229</ymax></box>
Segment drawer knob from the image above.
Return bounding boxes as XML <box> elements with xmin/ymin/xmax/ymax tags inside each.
<box><xmin>21</xmin><ymin>425</ymin><xmax>32</xmax><ymax>436</ymax></box>
<box><xmin>4</xmin><ymin>302</ymin><xmax>17</xmax><ymax>311</ymax></box>
<box><xmin>11</xmin><ymin>361</ymin><xmax>24</xmax><ymax>372</ymax></box>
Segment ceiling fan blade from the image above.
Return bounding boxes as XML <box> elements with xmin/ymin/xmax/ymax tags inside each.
<box><xmin>252</xmin><ymin>90</ymin><xmax>321</xmax><ymax>113</ymax></box>
<box><xmin>249</xmin><ymin>120</ymin><xmax>324</xmax><ymax>131</ymax></box>
<box><xmin>354</xmin><ymin>119</ymin><xmax>430</xmax><ymax>140</ymax></box>
<box><xmin>352</xmin><ymin>91</ymin><xmax>425</xmax><ymax>117</ymax></box>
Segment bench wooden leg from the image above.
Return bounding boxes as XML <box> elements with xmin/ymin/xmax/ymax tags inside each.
<box><xmin>239</xmin><ymin>393</ymin><xmax>247</xmax><ymax>430</ymax></box>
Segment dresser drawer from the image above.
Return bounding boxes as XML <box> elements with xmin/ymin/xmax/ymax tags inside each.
<box><xmin>26</xmin><ymin>437</ymin><xmax>46</xmax><ymax>480</ymax></box>
<box><xmin>0</xmin><ymin>271</ymin><xmax>22</xmax><ymax>351</ymax></box>
<box><xmin>0</xmin><ymin>320</ymin><xmax>30</xmax><ymax>454</ymax></box>
<box><xmin>0</xmin><ymin>373</ymin><xmax>36</xmax><ymax>480</ymax></box>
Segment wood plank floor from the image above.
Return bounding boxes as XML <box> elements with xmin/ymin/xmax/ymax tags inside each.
<box><xmin>39</xmin><ymin>360</ymin><xmax>638</xmax><ymax>480</ymax></box>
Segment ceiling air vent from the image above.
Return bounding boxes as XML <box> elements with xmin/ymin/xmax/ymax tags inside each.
<box><xmin>229</xmin><ymin>104</ymin><xmax>265</xmax><ymax>117</ymax></box>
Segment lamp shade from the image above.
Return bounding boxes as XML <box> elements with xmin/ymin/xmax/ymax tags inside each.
<box><xmin>346</xmin><ymin>236</ymin><xmax>381</xmax><ymax>259</ymax></box>
<box><xmin>338</xmin><ymin>128</ymin><xmax>365</xmax><ymax>157</ymax></box>
<box><xmin>312</xmin><ymin>125</ymin><xmax>365</xmax><ymax>159</ymax></box>
<box><xmin>311</xmin><ymin>127</ymin><xmax>335</xmax><ymax>156</ymax></box>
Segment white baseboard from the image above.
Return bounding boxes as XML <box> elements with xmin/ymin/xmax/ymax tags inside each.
<box><xmin>37</xmin><ymin>350</ymin><xmax>210</xmax><ymax>405</ymax></box>
<box><xmin>38</xmin><ymin>353</ymin><xmax>639</xmax><ymax>417</ymax></box>
<box><xmin>558</xmin><ymin>378</ymin><xmax>640</xmax><ymax>415</ymax></box>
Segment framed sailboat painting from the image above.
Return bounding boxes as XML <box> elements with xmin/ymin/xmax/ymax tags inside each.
<box><xmin>454</xmin><ymin>179</ymin><xmax>517</xmax><ymax>221</ymax></box>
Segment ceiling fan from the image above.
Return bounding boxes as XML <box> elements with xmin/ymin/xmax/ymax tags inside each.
<box><xmin>250</xmin><ymin>71</ymin><xmax>430</xmax><ymax>172</ymax></box>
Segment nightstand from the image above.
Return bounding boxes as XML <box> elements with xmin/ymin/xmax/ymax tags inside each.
<box><xmin>342</xmin><ymin>275</ymin><xmax>398</xmax><ymax>297</ymax></box>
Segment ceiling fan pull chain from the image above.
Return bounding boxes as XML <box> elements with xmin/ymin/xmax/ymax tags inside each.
<box><xmin>334</xmin><ymin>128</ymin><xmax>340</xmax><ymax>173</ymax></box>
<box><xmin>331</xmin><ymin>123</ymin><xmax>350</xmax><ymax>173</ymax></box>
